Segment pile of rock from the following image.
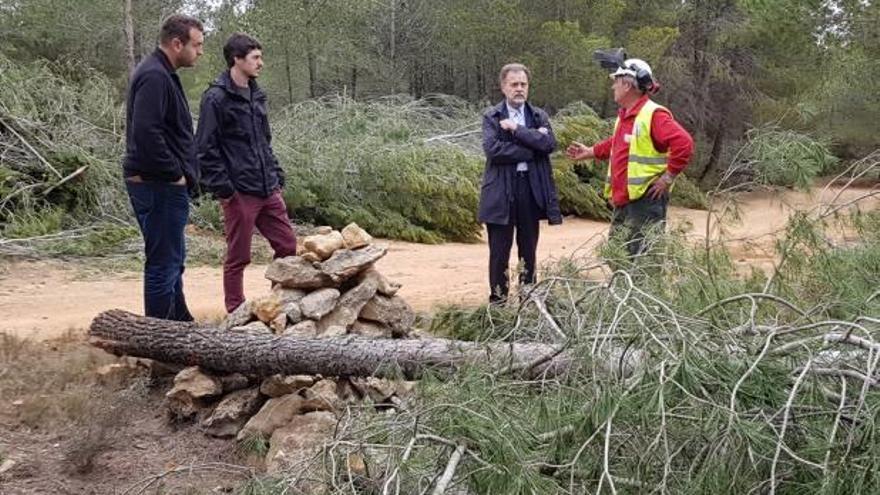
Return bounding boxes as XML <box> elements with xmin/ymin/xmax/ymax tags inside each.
<box><xmin>162</xmin><ymin>365</ymin><xmax>414</xmax><ymax>474</ymax></box>
<box><xmin>224</xmin><ymin>223</ymin><xmax>415</xmax><ymax>339</ymax></box>
<box><xmin>93</xmin><ymin>224</ymin><xmax>422</xmax><ymax>478</ymax></box>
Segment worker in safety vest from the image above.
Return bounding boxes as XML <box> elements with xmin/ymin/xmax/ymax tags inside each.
<box><xmin>567</xmin><ymin>56</ymin><xmax>694</xmax><ymax>257</ymax></box>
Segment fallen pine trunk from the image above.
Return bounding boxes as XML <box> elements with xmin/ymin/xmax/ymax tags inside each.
<box><xmin>89</xmin><ymin>310</ymin><xmax>572</xmax><ymax>379</ymax></box>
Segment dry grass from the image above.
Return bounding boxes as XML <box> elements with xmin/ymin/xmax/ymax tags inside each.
<box><xmin>0</xmin><ymin>330</ymin><xmax>154</xmax><ymax>475</ymax></box>
<box><xmin>0</xmin><ymin>330</ymin><xmax>111</xmax><ymax>426</ymax></box>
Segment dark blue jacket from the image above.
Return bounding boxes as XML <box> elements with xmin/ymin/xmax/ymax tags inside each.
<box><xmin>478</xmin><ymin>101</ymin><xmax>562</xmax><ymax>225</ymax></box>
<box><xmin>123</xmin><ymin>49</ymin><xmax>198</xmax><ymax>190</ymax></box>
<box><xmin>196</xmin><ymin>71</ymin><xmax>283</xmax><ymax>199</ymax></box>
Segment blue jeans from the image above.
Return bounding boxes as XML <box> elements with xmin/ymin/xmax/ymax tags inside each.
<box><xmin>126</xmin><ymin>181</ymin><xmax>193</xmax><ymax>321</ymax></box>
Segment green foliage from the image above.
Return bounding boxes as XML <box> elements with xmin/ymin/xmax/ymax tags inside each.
<box><xmin>743</xmin><ymin>126</ymin><xmax>839</xmax><ymax>189</ymax></box>
<box><xmin>318</xmin><ymin>201</ymin><xmax>880</xmax><ymax>494</ymax></box>
<box><xmin>275</xmin><ymin>96</ymin><xmax>484</xmax><ymax>243</ymax></box>
<box><xmin>625</xmin><ymin>26</ymin><xmax>680</xmax><ymax>65</ymax></box>
<box><xmin>770</xmin><ymin>211</ymin><xmax>880</xmax><ymax>319</ymax></box>
<box><xmin>553</xmin><ymin>159</ymin><xmax>611</xmax><ymax>220</ymax></box>
<box><xmin>553</xmin><ymin>102</ymin><xmax>613</xmax><ymax>150</ymax></box>
<box><xmin>236</xmin><ymin>433</ymin><xmax>270</xmax><ymax>458</ymax></box>
<box><xmin>0</xmin><ymin>52</ymin><xmax>128</xmax><ymax>251</ymax></box>
<box><xmin>524</xmin><ymin>22</ymin><xmax>611</xmax><ymax>110</ymax></box>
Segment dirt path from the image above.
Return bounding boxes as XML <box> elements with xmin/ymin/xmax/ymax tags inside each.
<box><xmin>1</xmin><ymin>186</ymin><xmax>876</xmax><ymax>341</ymax></box>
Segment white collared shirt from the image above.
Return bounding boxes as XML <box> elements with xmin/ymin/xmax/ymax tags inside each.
<box><xmin>506</xmin><ymin>102</ymin><xmax>528</xmax><ymax>172</ymax></box>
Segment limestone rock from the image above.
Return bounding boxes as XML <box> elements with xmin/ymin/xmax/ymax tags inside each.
<box><xmin>271</xmin><ymin>312</ymin><xmax>288</xmax><ymax>334</ymax></box>
<box><xmin>315</xmin><ymin>226</ymin><xmax>333</xmax><ymax>235</ymax></box>
<box><xmin>302</xmin><ymin>379</ymin><xmax>343</xmax><ymax>410</ymax></box>
<box><xmin>266</xmin><ymin>411</ymin><xmax>337</xmax><ymax>475</ymax></box>
<box><xmin>167</xmin><ymin>367</ymin><xmax>222</xmax><ymax>400</ymax></box>
<box><xmin>347</xmin><ymin>452</ymin><xmax>367</xmax><ymax>478</ymax></box>
<box><xmin>272</xmin><ymin>287</ymin><xmax>307</xmax><ymax>305</ymax></box>
<box><xmin>165</xmin><ymin>367</ymin><xmax>222</xmax><ymax>419</ymax></box>
<box><xmin>265</xmin><ymin>256</ymin><xmax>334</xmax><ymax>289</ymax></box>
<box><xmin>201</xmin><ymin>387</ymin><xmax>264</xmax><ymax>438</ymax></box>
<box><xmin>300</xmin><ymin>288</ymin><xmax>341</xmax><ymax>320</ymax></box>
<box><xmin>360</xmin><ymin>266</ymin><xmax>401</xmax><ymax>297</ymax></box>
<box><xmin>119</xmin><ymin>356</ymin><xmax>182</xmax><ymax>379</ymax></box>
<box><xmin>95</xmin><ymin>362</ymin><xmax>148</xmax><ymax>387</ymax></box>
<box><xmin>253</xmin><ymin>295</ymin><xmax>283</xmax><ymax>323</ymax></box>
<box><xmin>349</xmin><ymin>319</ymin><xmax>391</xmax><ymax>339</ymax></box>
<box><xmin>237</xmin><ymin>394</ymin><xmax>307</xmax><ymax>441</ymax></box>
<box><xmin>283</xmin><ymin>319</ymin><xmax>317</xmax><ymax>337</ymax></box>
<box><xmin>283</xmin><ymin>301</ymin><xmax>303</xmax><ymax>325</ymax></box>
<box><xmin>341</xmin><ymin>223</ymin><xmax>372</xmax><ymax>249</ymax></box>
<box><xmin>260</xmin><ymin>374</ymin><xmax>315</xmax><ymax>398</ymax></box>
<box><xmin>319</xmin><ymin>244</ymin><xmax>387</xmax><ymax>283</ymax></box>
<box><xmin>352</xmin><ymin>377</ymin><xmax>399</xmax><ymax>403</ymax></box>
<box><xmin>359</xmin><ymin>295</ymin><xmax>415</xmax><ymax>337</ymax></box>
<box><xmin>301</xmin><ymin>251</ymin><xmax>322</xmax><ymax>263</ymax></box>
<box><xmin>230</xmin><ymin>320</ymin><xmax>272</xmax><ymax>334</ymax></box>
<box><xmin>223</xmin><ymin>300</ymin><xmax>255</xmax><ymax>329</ymax></box>
<box><xmin>317</xmin><ymin>278</ymin><xmax>378</xmax><ymax>335</ymax></box>
<box><xmin>303</xmin><ymin>231</ymin><xmax>344</xmax><ymax>260</ymax></box>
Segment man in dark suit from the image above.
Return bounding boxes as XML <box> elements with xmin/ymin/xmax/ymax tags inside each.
<box><xmin>479</xmin><ymin>63</ymin><xmax>562</xmax><ymax>304</ymax></box>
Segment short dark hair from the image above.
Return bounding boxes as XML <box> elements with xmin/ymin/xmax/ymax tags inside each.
<box><xmin>159</xmin><ymin>14</ymin><xmax>203</xmax><ymax>46</ymax></box>
<box><xmin>499</xmin><ymin>63</ymin><xmax>531</xmax><ymax>85</ymax></box>
<box><xmin>223</xmin><ymin>33</ymin><xmax>262</xmax><ymax>68</ymax></box>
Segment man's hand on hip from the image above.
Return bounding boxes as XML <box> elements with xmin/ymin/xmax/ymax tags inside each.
<box><xmin>647</xmin><ymin>174</ymin><xmax>673</xmax><ymax>200</ymax></box>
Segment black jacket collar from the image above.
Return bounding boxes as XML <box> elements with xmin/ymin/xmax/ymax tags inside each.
<box><xmin>153</xmin><ymin>48</ymin><xmax>176</xmax><ymax>74</ymax></box>
<box><xmin>211</xmin><ymin>70</ymin><xmax>266</xmax><ymax>101</ymax></box>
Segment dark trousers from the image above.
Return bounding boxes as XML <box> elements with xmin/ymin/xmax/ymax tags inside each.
<box><xmin>221</xmin><ymin>190</ymin><xmax>298</xmax><ymax>313</ymax></box>
<box><xmin>126</xmin><ymin>181</ymin><xmax>193</xmax><ymax>321</ymax></box>
<box><xmin>610</xmin><ymin>193</ymin><xmax>669</xmax><ymax>257</ymax></box>
<box><xmin>486</xmin><ymin>172</ymin><xmax>541</xmax><ymax>303</ymax></box>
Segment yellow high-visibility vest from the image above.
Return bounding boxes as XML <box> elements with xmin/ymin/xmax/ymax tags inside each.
<box><xmin>605</xmin><ymin>99</ymin><xmax>670</xmax><ymax>201</ymax></box>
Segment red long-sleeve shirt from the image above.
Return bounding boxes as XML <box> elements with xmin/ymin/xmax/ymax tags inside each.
<box><xmin>593</xmin><ymin>95</ymin><xmax>694</xmax><ymax>207</ymax></box>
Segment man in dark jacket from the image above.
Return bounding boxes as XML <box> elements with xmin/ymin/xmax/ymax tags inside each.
<box><xmin>479</xmin><ymin>63</ymin><xmax>562</xmax><ymax>304</ymax></box>
<box><xmin>197</xmin><ymin>33</ymin><xmax>297</xmax><ymax>313</ymax></box>
<box><xmin>123</xmin><ymin>14</ymin><xmax>204</xmax><ymax>321</ymax></box>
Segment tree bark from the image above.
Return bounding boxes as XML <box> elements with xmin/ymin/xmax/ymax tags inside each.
<box><xmin>284</xmin><ymin>37</ymin><xmax>294</xmax><ymax>104</ymax></box>
<box><xmin>89</xmin><ymin>310</ymin><xmax>571</xmax><ymax>379</ymax></box>
<box><xmin>123</xmin><ymin>0</ymin><xmax>136</xmax><ymax>76</ymax></box>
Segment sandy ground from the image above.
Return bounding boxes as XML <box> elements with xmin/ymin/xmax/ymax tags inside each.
<box><xmin>1</xmin><ymin>186</ymin><xmax>876</xmax><ymax>341</ymax></box>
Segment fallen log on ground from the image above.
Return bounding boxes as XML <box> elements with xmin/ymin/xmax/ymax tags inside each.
<box><xmin>89</xmin><ymin>310</ymin><xmax>572</xmax><ymax>379</ymax></box>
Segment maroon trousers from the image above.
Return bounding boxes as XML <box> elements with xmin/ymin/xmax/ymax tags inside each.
<box><xmin>221</xmin><ymin>191</ymin><xmax>297</xmax><ymax>312</ymax></box>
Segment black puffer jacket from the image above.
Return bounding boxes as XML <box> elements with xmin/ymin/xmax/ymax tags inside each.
<box><xmin>196</xmin><ymin>71</ymin><xmax>284</xmax><ymax>199</ymax></box>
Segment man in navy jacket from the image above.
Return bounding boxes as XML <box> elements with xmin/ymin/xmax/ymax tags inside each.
<box><xmin>123</xmin><ymin>14</ymin><xmax>203</xmax><ymax>321</ymax></box>
<box><xmin>479</xmin><ymin>63</ymin><xmax>562</xmax><ymax>304</ymax></box>
<box><xmin>197</xmin><ymin>33</ymin><xmax>297</xmax><ymax>313</ymax></box>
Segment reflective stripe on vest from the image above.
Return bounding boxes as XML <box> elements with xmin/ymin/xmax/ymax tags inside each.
<box><xmin>604</xmin><ymin>100</ymin><xmax>670</xmax><ymax>201</ymax></box>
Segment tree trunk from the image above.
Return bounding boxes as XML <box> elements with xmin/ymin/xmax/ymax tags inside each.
<box><xmin>89</xmin><ymin>310</ymin><xmax>571</xmax><ymax>379</ymax></box>
<box><xmin>307</xmin><ymin>48</ymin><xmax>318</xmax><ymax>98</ymax></box>
<box><xmin>284</xmin><ymin>38</ymin><xmax>294</xmax><ymax>104</ymax></box>
<box><xmin>699</xmin><ymin>124</ymin><xmax>725</xmax><ymax>183</ymax></box>
<box><xmin>123</xmin><ymin>0</ymin><xmax>136</xmax><ymax>76</ymax></box>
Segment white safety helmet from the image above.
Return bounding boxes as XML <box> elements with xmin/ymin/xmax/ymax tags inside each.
<box><xmin>610</xmin><ymin>58</ymin><xmax>655</xmax><ymax>92</ymax></box>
